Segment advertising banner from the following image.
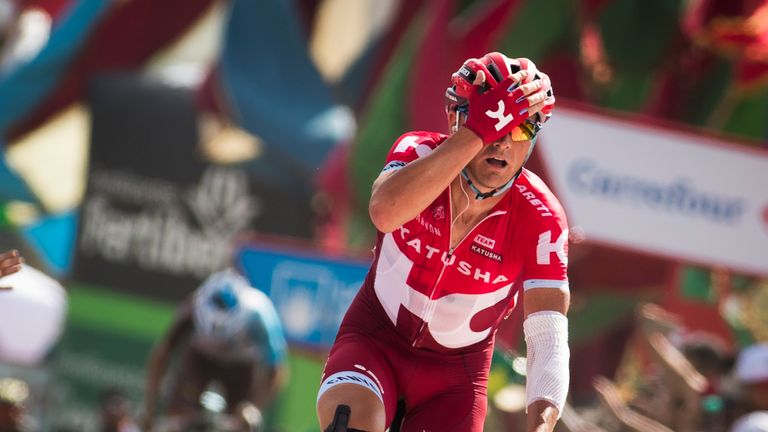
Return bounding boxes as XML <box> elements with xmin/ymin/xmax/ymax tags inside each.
<box><xmin>72</xmin><ymin>75</ymin><xmax>314</xmax><ymax>300</ymax></box>
<box><xmin>236</xmin><ymin>242</ymin><xmax>369</xmax><ymax>349</ymax></box>
<box><xmin>539</xmin><ymin>107</ymin><xmax>768</xmax><ymax>276</ymax></box>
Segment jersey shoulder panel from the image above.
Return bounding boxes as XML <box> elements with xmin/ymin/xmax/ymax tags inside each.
<box><xmin>384</xmin><ymin>131</ymin><xmax>449</xmax><ymax>167</ymax></box>
<box><xmin>512</xmin><ymin>169</ymin><xmax>568</xmax><ymax>230</ymax></box>
<box><xmin>511</xmin><ymin>170</ymin><xmax>570</xmax><ymax>290</ymax></box>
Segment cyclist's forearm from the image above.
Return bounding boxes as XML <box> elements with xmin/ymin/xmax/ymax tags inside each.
<box><xmin>144</xmin><ymin>343</ymin><xmax>171</xmax><ymax>415</ymax></box>
<box><xmin>526</xmin><ymin>400</ymin><xmax>559</xmax><ymax>432</ymax></box>
<box><xmin>369</xmin><ymin>128</ymin><xmax>482</xmax><ymax>232</ymax></box>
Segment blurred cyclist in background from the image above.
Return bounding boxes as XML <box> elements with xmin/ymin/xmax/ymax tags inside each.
<box><xmin>317</xmin><ymin>52</ymin><xmax>568</xmax><ymax>432</ymax></box>
<box><xmin>142</xmin><ymin>268</ymin><xmax>287</xmax><ymax>432</ymax></box>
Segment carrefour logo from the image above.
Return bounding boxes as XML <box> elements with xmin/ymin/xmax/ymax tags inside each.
<box><xmin>567</xmin><ymin>159</ymin><xmax>746</xmax><ymax>224</ymax></box>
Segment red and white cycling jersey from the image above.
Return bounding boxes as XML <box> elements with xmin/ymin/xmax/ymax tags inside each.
<box><xmin>349</xmin><ymin>131</ymin><xmax>569</xmax><ymax>353</ymax></box>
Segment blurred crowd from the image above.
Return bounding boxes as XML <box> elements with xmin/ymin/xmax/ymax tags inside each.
<box><xmin>480</xmin><ymin>268</ymin><xmax>768</xmax><ymax>432</ymax></box>
<box><xmin>558</xmin><ymin>297</ymin><xmax>768</xmax><ymax>432</ymax></box>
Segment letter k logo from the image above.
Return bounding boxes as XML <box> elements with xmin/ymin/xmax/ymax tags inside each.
<box><xmin>485</xmin><ymin>100</ymin><xmax>514</xmax><ymax>131</ymax></box>
<box><xmin>536</xmin><ymin>230</ymin><xmax>568</xmax><ymax>265</ymax></box>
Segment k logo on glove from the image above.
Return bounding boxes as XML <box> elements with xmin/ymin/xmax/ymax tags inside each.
<box><xmin>464</xmin><ymin>76</ymin><xmax>530</xmax><ymax>144</ymax></box>
<box><xmin>485</xmin><ymin>100</ymin><xmax>514</xmax><ymax>131</ymax></box>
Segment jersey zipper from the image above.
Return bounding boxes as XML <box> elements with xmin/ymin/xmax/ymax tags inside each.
<box><xmin>411</xmin><ymin>185</ymin><xmax>506</xmax><ymax>347</ymax></box>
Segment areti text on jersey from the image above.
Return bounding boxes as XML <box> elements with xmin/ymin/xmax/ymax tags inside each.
<box><xmin>516</xmin><ymin>183</ymin><xmax>553</xmax><ymax>217</ymax></box>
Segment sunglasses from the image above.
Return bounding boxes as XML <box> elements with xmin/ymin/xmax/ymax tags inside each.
<box><xmin>509</xmin><ymin>121</ymin><xmax>538</xmax><ymax>142</ymax></box>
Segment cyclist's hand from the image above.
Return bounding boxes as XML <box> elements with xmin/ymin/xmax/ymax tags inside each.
<box><xmin>514</xmin><ymin>58</ymin><xmax>555</xmax><ymax>125</ymax></box>
<box><xmin>534</xmin><ymin>71</ymin><xmax>555</xmax><ymax>123</ymax></box>
<box><xmin>463</xmin><ymin>69</ymin><xmax>545</xmax><ymax>144</ymax></box>
<box><xmin>236</xmin><ymin>402</ymin><xmax>263</xmax><ymax>430</ymax></box>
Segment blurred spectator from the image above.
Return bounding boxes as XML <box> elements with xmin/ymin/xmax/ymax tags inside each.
<box><xmin>575</xmin><ymin>303</ymin><xmax>738</xmax><ymax>432</ymax></box>
<box><xmin>0</xmin><ymin>377</ymin><xmax>31</xmax><ymax>432</ymax></box>
<box><xmin>735</xmin><ymin>343</ymin><xmax>768</xmax><ymax>413</ymax></box>
<box><xmin>592</xmin><ymin>375</ymin><xmax>673</xmax><ymax>432</ymax></box>
<box><xmin>0</xmin><ymin>263</ymin><xmax>66</xmax><ymax>366</ymax></box>
<box><xmin>142</xmin><ymin>268</ymin><xmax>287</xmax><ymax>432</ymax></box>
<box><xmin>682</xmin><ymin>336</ymin><xmax>738</xmax><ymax>431</ymax></box>
<box><xmin>99</xmin><ymin>388</ymin><xmax>139</xmax><ymax>432</ymax></box>
<box><xmin>682</xmin><ymin>337</ymin><xmax>734</xmax><ymax>388</ymax></box>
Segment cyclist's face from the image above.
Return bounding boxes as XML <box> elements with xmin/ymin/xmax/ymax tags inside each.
<box><xmin>466</xmin><ymin>135</ymin><xmax>531</xmax><ymax>190</ymax></box>
<box><xmin>447</xmin><ymin>109</ymin><xmax>531</xmax><ymax>191</ymax></box>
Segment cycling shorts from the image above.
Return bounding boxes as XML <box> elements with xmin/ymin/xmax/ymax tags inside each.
<box><xmin>319</xmin><ymin>310</ymin><xmax>492</xmax><ymax>432</ymax></box>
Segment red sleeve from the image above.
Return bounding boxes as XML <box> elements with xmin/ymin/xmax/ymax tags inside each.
<box><xmin>381</xmin><ymin>131</ymin><xmax>446</xmax><ymax>172</ymax></box>
<box><xmin>517</xmin><ymin>212</ymin><xmax>569</xmax><ymax>292</ymax></box>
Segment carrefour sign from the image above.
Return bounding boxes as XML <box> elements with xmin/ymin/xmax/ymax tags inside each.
<box><xmin>539</xmin><ymin>107</ymin><xmax>768</xmax><ymax>276</ymax></box>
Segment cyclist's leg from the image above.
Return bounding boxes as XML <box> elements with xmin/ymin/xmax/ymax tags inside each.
<box><xmin>397</xmin><ymin>347</ymin><xmax>491</xmax><ymax>432</ymax></box>
<box><xmin>399</xmin><ymin>386</ymin><xmax>487</xmax><ymax>432</ymax></box>
<box><xmin>218</xmin><ymin>359</ymin><xmax>264</xmax><ymax>429</ymax></box>
<box><xmin>317</xmin><ymin>333</ymin><xmax>397</xmax><ymax>432</ymax></box>
<box><xmin>165</xmin><ymin>348</ymin><xmax>212</xmax><ymax>416</ymax></box>
<box><xmin>217</xmin><ymin>359</ymin><xmax>253</xmax><ymax>411</ymax></box>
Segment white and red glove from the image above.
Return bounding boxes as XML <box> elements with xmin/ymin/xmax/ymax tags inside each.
<box><xmin>515</xmin><ymin>57</ymin><xmax>555</xmax><ymax>127</ymax></box>
<box><xmin>463</xmin><ymin>74</ymin><xmax>532</xmax><ymax>144</ymax></box>
<box><xmin>449</xmin><ymin>54</ymin><xmax>555</xmax><ymax>144</ymax></box>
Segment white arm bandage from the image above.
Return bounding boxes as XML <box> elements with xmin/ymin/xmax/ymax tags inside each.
<box><xmin>524</xmin><ymin>310</ymin><xmax>570</xmax><ymax>417</ymax></box>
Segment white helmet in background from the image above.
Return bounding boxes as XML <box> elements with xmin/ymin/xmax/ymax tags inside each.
<box><xmin>732</xmin><ymin>412</ymin><xmax>768</xmax><ymax>432</ymax></box>
<box><xmin>192</xmin><ymin>268</ymin><xmax>251</xmax><ymax>341</ymax></box>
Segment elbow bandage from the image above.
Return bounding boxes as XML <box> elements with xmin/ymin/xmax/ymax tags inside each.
<box><xmin>524</xmin><ymin>310</ymin><xmax>570</xmax><ymax>417</ymax></box>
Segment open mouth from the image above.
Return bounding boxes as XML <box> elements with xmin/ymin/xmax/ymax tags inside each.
<box><xmin>485</xmin><ymin>157</ymin><xmax>507</xmax><ymax>168</ymax></box>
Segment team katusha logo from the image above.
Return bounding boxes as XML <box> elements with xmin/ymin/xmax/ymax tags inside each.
<box><xmin>432</xmin><ymin>205</ymin><xmax>445</xmax><ymax>220</ymax></box>
<box><xmin>474</xmin><ymin>234</ymin><xmax>496</xmax><ymax>249</ymax></box>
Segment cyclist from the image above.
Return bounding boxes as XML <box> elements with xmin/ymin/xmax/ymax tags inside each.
<box><xmin>143</xmin><ymin>268</ymin><xmax>287</xmax><ymax>431</ymax></box>
<box><xmin>317</xmin><ymin>52</ymin><xmax>569</xmax><ymax>432</ymax></box>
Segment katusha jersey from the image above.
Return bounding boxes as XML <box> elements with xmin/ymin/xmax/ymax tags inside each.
<box><xmin>348</xmin><ymin>131</ymin><xmax>569</xmax><ymax>353</ymax></box>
